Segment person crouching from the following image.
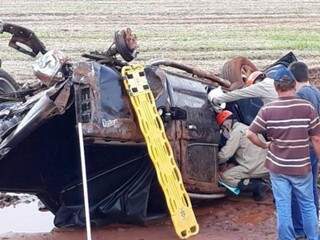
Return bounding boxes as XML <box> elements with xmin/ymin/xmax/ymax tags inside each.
<box><xmin>216</xmin><ymin>110</ymin><xmax>268</xmax><ymax>201</ymax></box>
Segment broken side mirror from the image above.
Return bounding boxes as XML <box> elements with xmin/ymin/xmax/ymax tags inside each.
<box><xmin>158</xmin><ymin>106</ymin><xmax>187</xmax><ymax>122</ymax></box>
<box><xmin>169</xmin><ymin>107</ymin><xmax>187</xmax><ymax>120</ymax></box>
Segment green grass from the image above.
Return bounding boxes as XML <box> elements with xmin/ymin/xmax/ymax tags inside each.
<box><xmin>1</xmin><ymin>0</ymin><xmax>320</xmax><ymax>81</ymax></box>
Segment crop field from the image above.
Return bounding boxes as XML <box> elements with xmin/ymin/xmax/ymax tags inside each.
<box><xmin>1</xmin><ymin>0</ymin><xmax>320</xmax><ymax>82</ymax></box>
<box><xmin>2</xmin><ymin>1</ymin><xmax>320</xmax><ymax>239</ymax></box>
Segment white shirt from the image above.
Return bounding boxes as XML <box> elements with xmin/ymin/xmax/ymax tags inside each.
<box><xmin>214</xmin><ymin>78</ymin><xmax>277</xmax><ymax>105</ymax></box>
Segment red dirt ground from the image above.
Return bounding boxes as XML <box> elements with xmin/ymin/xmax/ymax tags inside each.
<box><xmin>0</xmin><ymin>194</ymin><xmax>276</xmax><ymax>240</ymax></box>
<box><xmin>1</xmin><ymin>1</ymin><xmax>318</xmax><ymax>239</ymax></box>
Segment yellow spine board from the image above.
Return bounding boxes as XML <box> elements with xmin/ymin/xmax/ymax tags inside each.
<box><xmin>122</xmin><ymin>65</ymin><xmax>199</xmax><ymax>239</ymax></box>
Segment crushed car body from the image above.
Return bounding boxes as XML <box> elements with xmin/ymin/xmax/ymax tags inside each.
<box><xmin>0</xmin><ymin>22</ymin><xmax>315</xmax><ymax>229</ymax></box>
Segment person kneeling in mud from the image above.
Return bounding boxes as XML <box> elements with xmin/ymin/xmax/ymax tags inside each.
<box><xmin>216</xmin><ymin>110</ymin><xmax>268</xmax><ymax>201</ymax></box>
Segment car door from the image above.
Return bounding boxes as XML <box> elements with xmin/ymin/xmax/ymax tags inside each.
<box><xmin>165</xmin><ymin>71</ymin><xmax>222</xmax><ymax>193</ymax></box>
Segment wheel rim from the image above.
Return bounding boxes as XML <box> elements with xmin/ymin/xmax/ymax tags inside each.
<box><xmin>240</xmin><ymin>65</ymin><xmax>255</xmax><ymax>83</ymax></box>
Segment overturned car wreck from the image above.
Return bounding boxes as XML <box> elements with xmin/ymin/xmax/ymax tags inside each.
<box><xmin>0</xmin><ymin>22</ymin><xmax>317</xmax><ymax>229</ymax></box>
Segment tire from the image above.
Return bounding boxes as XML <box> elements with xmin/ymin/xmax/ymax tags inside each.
<box><xmin>222</xmin><ymin>56</ymin><xmax>258</xmax><ymax>90</ymax></box>
<box><xmin>0</xmin><ymin>68</ymin><xmax>19</xmax><ymax>95</ymax></box>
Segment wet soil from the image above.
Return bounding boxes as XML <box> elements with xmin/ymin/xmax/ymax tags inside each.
<box><xmin>0</xmin><ymin>199</ymin><xmax>54</xmax><ymax>235</ymax></box>
<box><xmin>0</xmin><ymin>193</ymin><xmax>276</xmax><ymax>240</ymax></box>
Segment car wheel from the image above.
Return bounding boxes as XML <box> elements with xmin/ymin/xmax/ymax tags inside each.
<box><xmin>222</xmin><ymin>56</ymin><xmax>258</xmax><ymax>90</ymax></box>
<box><xmin>0</xmin><ymin>69</ymin><xmax>19</xmax><ymax>95</ymax></box>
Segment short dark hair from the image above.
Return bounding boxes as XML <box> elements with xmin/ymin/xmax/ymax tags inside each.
<box><xmin>289</xmin><ymin>61</ymin><xmax>309</xmax><ymax>82</ymax></box>
<box><xmin>274</xmin><ymin>76</ymin><xmax>296</xmax><ymax>92</ymax></box>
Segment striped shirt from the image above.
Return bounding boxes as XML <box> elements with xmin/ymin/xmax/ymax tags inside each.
<box><xmin>249</xmin><ymin>96</ymin><xmax>320</xmax><ymax>175</ymax></box>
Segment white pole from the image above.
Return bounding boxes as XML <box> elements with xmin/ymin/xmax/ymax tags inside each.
<box><xmin>77</xmin><ymin>122</ymin><xmax>92</xmax><ymax>240</ymax></box>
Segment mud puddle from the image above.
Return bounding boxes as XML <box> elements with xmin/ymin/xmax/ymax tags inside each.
<box><xmin>0</xmin><ymin>193</ymin><xmax>54</xmax><ymax>234</ymax></box>
<box><xmin>0</xmin><ymin>194</ymin><xmax>277</xmax><ymax>240</ymax></box>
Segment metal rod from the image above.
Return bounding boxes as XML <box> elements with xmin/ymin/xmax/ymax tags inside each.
<box><xmin>149</xmin><ymin>59</ymin><xmax>231</xmax><ymax>88</ymax></box>
<box><xmin>77</xmin><ymin>122</ymin><xmax>92</xmax><ymax>240</ymax></box>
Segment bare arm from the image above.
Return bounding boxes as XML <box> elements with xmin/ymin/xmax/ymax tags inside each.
<box><xmin>246</xmin><ymin>129</ymin><xmax>269</xmax><ymax>149</ymax></box>
<box><xmin>311</xmin><ymin>135</ymin><xmax>320</xmax><ymax>159</ymax></box>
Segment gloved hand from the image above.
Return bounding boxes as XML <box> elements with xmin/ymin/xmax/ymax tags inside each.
<box><xmin>207</xmin><ymin>88</ymin><xmax>219</xmax><ymax>105</ymax></box>
<box><xmin>207</xmin><ymin>86</ymin><xmax>226</xmax><ymax>112</ymax></box>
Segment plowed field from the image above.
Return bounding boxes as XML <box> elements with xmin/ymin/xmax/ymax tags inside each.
<box><xmin>1</xmin><ymin>0</ymin><xmax>320</xmax><ymax>82</ymax></box>
<box><xmin>1</xmin><ymin>1</ymin><xmax>319</xmax><ymax>239</ymax></box>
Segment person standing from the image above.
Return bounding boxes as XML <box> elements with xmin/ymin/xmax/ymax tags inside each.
<box><xmin>246</xmin><ymin>73</ymin><xmax>320</xmax><ymax>240</ymax></box>
<box><xmin>289</xmin><ymin>61</ymin><xmax>320</xmax><ymax>238</ymax></box>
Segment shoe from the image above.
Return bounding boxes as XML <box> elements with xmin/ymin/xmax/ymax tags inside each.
<box><xmin>238</xmin><ymin>178</ymin><xmax>268</xmax><ymax>201</ymax></box>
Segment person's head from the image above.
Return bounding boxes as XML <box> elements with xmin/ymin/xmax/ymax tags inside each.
<box><xmin>272</xmin><ymin>68</ymin><xmax>296</xmax><ymax>94</ymax></box>
<box><xmin>288</xmin><ymin>61</ymin><xmax>309</xmax><ymax>83</ymax></box>
<box><xmin>216</xmin><ymin>110</ymin><xmax>234</xmax><ymax>139</ymax></box>
<box><xmin>274</xmin><ymin>76</ymin><xmax>296</xmax><ymax>93</ymax></box>
<box><xmin>246</xmin><ymin>71</ymin><xmax>266</xmax><ymax>86</ymax></box>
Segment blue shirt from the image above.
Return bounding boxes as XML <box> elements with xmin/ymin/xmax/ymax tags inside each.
<box><xmin>296</xmin><ymin>85</ymin><xmax>320</xmax><ymax>153</ymax></box>
<box><xmin>296</xmin><ymin>85</ymin><xmax>320</xmax><ymax>115</ymax></box>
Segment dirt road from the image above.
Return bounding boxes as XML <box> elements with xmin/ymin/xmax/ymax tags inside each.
<box><xmin>0</xmin><ymin>195</ymin><xmax>276</xmax><ymax>240</ymax></box>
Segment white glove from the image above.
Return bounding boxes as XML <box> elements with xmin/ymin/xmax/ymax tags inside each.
<box><xmin>207</xmin><ymin>87</ymin><xmax>226</xmax><ymax>112</ymax></box>
<box><xmin>208</xmin><ymin>89</ymin><xmax>219</xmax><ymax>104</ymax></box>
<box><xmin>212</xmin><ymin>103</ymin><xmax>225</xmax><ymax>113</ymax></box>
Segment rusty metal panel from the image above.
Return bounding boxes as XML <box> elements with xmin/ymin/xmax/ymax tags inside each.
<box><xmin>186</xmin><ymin>143</ymin><xmax>217</xmax><ymax>182</ymax></box>
<box><xmin>72</xmin><ymin>62</ymin><xmax>175</xmax><ymax>143</ymax></box>
<box><xmin>164</xmin><ymin>72</ymin><xmax>222</xmax><ymax>193</ymax></box>
<box><xmin>73</xmin><ymin>61</ymin><xmax>143</xmax><ymax>142</ymax></box>
<box><xmin>180</xmin><ymin>140</ymin><xmax>223</xmax><ymax>194</ymax></box>
<box><xmin>165</xmin><ymin>72</ymin><xmax>220</xmax><ymax>143</ymax></box>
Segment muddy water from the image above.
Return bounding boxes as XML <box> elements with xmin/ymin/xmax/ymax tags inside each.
<box><xmin>0</xmin><ymin>196</ymin><xmax>54</xmax><ymax>234</ymax></box>
<box><xmin>0</xmin><ymin>195</ymin><xmax>277</xmax><ymax>240</ymax></box>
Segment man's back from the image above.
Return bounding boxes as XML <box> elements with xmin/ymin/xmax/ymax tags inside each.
<box><xmin>297</xmin><ymin>85</ymin><xmax>320</xmax><ymax>115</ymax></box>
<box><xmin>249</xmin><ymin>96</ymin><xmax>320</xmax><ymax>175</ymax></box>
<box><xmin>247</xmin><ymin>72</ymin><xmax>320</xmax><ymax>240</ymax></box>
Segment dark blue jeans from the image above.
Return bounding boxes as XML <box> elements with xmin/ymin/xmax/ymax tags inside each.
<box><xmin>292</xmin><ymin>149</ymin><xmax>319</xmax><ymax>237</ymax></box>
